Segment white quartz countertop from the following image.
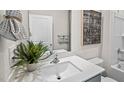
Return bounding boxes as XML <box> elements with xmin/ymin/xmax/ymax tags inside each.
<box><xmin>59</xmin><ymin>56</ymin><xmax>105</xmax><ymax>82</ymax></box>
<box><xmin>8</xmin><ymin>52</ymin><xmax>105</xmax><ymax>82</ymax></box>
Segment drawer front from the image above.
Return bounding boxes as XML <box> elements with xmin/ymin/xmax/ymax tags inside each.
<box><xmin>85</xmin><ymin>74</ymin><xmax>101</xmax><ymax>82</ymax></box>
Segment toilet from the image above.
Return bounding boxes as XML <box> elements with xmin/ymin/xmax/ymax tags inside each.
<box><xmin>88</xmin><ymin>57</ymin><xmax>117</xmax><ymax>82</ymax></box>
<box><xmin>88</xmin><ymin>57</ymin><xmax>104</xmax><ymax>67</ymax></box>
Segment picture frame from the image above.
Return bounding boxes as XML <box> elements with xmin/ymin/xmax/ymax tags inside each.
<box><xmin>81</xmin><ymin>10</ymin><xmax>102</xmax><ymax>46</ymax></box>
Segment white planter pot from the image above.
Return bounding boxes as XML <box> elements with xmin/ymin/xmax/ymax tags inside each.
<box><xmin>27</xmin><ymin>63</ymin><xmax>37</xmax><ymax>72</ymax></box>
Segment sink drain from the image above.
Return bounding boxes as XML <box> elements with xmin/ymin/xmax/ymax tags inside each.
<box><xmin>57</xmin><ymin>76</ymin><xmax>61</xmax><ymax>80</ymax></box>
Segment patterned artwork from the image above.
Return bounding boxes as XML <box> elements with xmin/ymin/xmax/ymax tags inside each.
<box><xmin>83</xmin><ymin>10</ymin><xmax>101</xmax><ymax>45</ymax></box>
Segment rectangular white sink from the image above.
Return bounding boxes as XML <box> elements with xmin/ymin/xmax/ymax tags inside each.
<box><xmin>39</xmin><ymin>61</ymin><xmax>82</xmax><ymax>81</ymax></box>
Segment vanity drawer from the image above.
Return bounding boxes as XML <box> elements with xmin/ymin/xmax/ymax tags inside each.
<box><xmin>85</xmin><ymin>74</ymin><xmax>101</xmax><ymax>82</ymax></box>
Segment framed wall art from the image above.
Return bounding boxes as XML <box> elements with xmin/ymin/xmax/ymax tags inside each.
<box><xmin>82</xmin><ymin>10</ymin><xmax>102</xmax><ymax>45</ymax></box>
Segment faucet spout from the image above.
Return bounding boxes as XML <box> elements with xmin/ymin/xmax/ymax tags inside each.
<box><xmin>50</xmin><ymin>54</ymin><xmax>60</xmax><ymax>64</ymax></box>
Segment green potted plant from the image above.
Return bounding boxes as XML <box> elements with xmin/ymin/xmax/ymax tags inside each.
<box><xmin>12</xmin><ymin>41</ymin><xmax>48</xmax><ymax>72</ymax></box>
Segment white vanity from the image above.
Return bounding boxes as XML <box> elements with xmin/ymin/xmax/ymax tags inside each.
<box><xmin>8</xmin><ymin>51</ymin><xmax>105</xmax><ymax>82</ymax></box>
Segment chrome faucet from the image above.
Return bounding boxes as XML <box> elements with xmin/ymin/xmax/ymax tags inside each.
<box><xmin>50</xmin><ymin>54</ymin><xmax>60</xmax><ymax>64</ymax></box>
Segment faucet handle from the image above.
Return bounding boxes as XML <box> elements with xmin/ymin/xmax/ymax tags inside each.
<box><xmin>50</xmin><ymin>54</ymin><xmax>59</xmax><ymax>64</ymax></box>
<box><xmin>55</xmin><ymin>54</ymin><xmax>58</xmax><ymax>58</ymax></box>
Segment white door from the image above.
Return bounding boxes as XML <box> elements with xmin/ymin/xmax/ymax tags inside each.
<box><xmin>29</xmin><ymin>14</ymin><xmax>53</xmax><ymax>49</ymax></box>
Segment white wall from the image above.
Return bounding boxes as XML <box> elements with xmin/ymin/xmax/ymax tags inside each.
<box><xmin>71</xmin><ymin>10</ymin><xmax>102</xmax><ymax>59</ymax></box>
<box><xmin>71</xmin><ymin>10</ymin><xmax>81</xmax><ymax>52</ymax></box>
<box><xmin>21</xmin><ymin>10</ymin><xmax>29</xmax><ymax>38</ymax></box>
<box><xmin>29</xmin><ymin>10</ymin><xmax>69</xmax><ymax>50</ymax></box>
<box><xmin>0</xmin><ymin>10</ymin><xmax>4</xmax><ymax>81</ymax></box>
